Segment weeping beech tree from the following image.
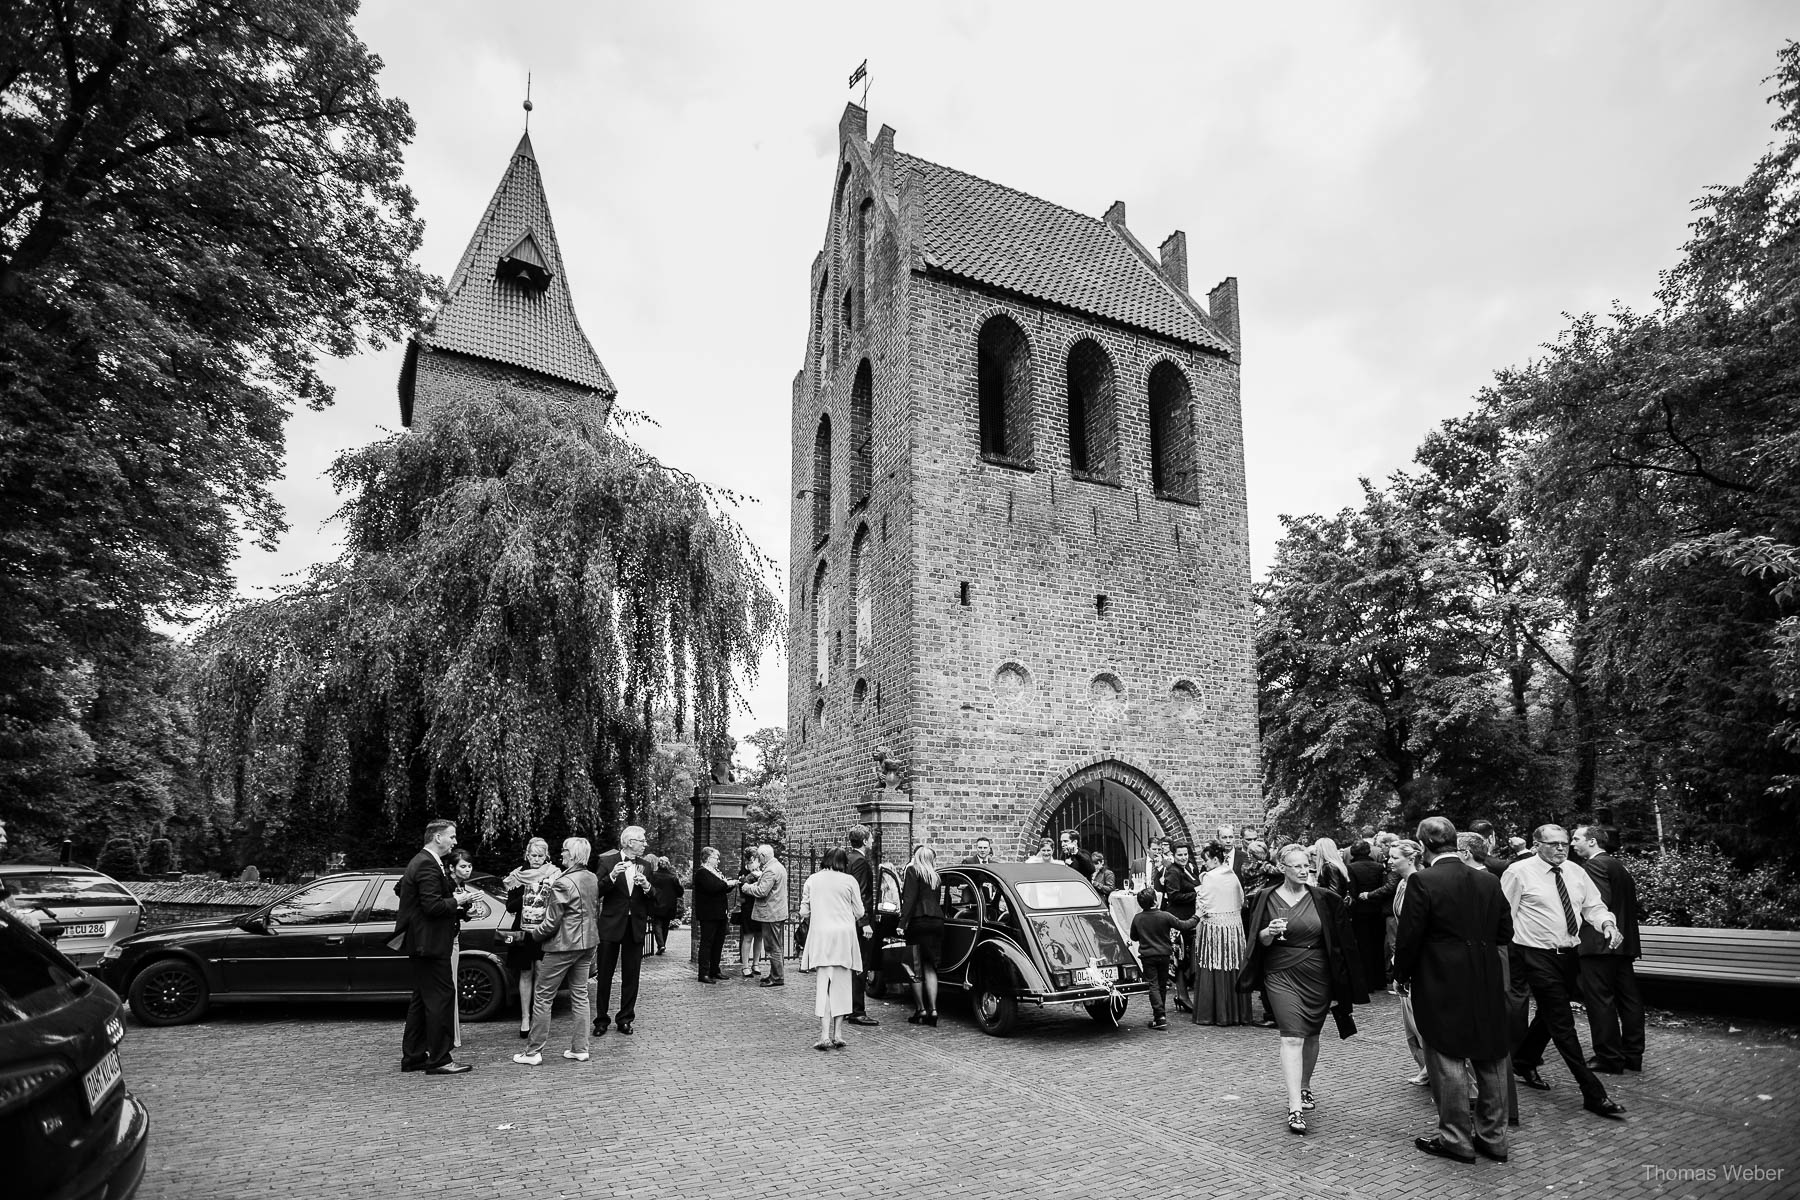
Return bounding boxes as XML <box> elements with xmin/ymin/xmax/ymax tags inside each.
<box><xmin>188</xmin><ymin>388</ymin><xmax>781</xmax><ymax>866</ymax></box>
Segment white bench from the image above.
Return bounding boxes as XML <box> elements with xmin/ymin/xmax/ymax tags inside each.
<box><xmin>1635</xmin><ymin>925</ymin><xmax>1800</xmax><ymax>987</ymax></box>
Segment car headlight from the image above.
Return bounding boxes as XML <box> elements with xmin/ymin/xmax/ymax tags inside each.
<box><xmin>101</xmin><ymin>945</ymin><xmax>124</xmax><ymax>961</ymax></box>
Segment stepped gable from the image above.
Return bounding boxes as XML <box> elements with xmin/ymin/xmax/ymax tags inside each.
<box><xmin>896</xmin><ymin>152</ymin><xmax>1231</xmax><ymax>354</ymax></box>
<box><xmin>400</xmin><ymin>131</ymin><xmax>614</xmax><ymax>424</ymax></box>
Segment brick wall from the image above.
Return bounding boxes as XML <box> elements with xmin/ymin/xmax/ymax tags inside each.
<box><xmin>410</xmin><ymin>345</ymin><xmax>611</xmax><ymax>427</ymax></box>
<box><xmin>787</xmin><ymin>117</ymin><xmax>1259</xmax><ymax>864</ymax></box>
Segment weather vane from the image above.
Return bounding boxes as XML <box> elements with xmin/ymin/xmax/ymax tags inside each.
<box><xmin>523</xmin><ymin>72</ymin><xmax>533</xmax><ymax>130</ymax></box>
<box><xmin>848</xmin><ymin>59</ymin><xmax>869</xmax><ymax>107</ymax></box>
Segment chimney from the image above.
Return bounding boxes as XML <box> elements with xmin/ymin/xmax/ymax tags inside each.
<box><xmin>1102</xmin><ymin>200</ymin><xmax>1127</xmax><ymax>231</ymax></box>
<box><xmin>1207</xmin><ymin>277</ymin><xmax>1240</xmax><ymax>350</ymax></box>
<box><xmin>840</xmin><ymin>102</ymin><xmax>868</xmax><ymax>146</ymax></box>
<box><xmin>1157</xmin><ymin>231</ymin><xmax>1189</xmax><ymax>292</ymax></box>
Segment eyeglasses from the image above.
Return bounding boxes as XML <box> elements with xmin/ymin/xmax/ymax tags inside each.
<box><xmin>1538</xmin><ymin>840</ymin><xmax>1569</xmax><ymax>848</ymax></box>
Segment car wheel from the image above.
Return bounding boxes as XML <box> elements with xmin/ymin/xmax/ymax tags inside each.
<box><xmin>458</xmin><ymin>956</ymin><xmax>505</xmax><ymax>1022</ymax></box>
<box><xmin>972</xmin><ymin>978</ymin><xmax>1018</xmax><ymax>1037</ymax></box>
<box><xmin>1085</xmin><ymin>994</ymin><xmax>1128</xmax><ymax>1027</ymax></box>
<box><xmin>128</xmin><ymin>959</ymin><xmax>210</xmax><ymax>1026</ymax></box>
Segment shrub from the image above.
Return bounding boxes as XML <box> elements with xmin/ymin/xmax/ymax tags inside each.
<box><xmin>97</xmin><ymin>836</ymin><xmax>141</xmax><ymax>881</ymax></box>
<box><xmin>1622</xmin><ymin>845</ymin><xmax>1800</xmax><ymax>930</ymax></box>
<box><xmin>143</xmin><ymin>838</ymin><xmax>177</xmax><ymax>877</ymax></box>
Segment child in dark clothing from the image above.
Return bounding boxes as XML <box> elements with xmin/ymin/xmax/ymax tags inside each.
<box><xmin>1128</xmin><ymin>887</ymin><xmax>1200</xmax><ymax>1029</ymax></box>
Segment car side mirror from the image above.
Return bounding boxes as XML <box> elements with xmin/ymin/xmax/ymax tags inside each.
<box><xmin>239</xmin><ymin>915</ymin><xmax>271</xmax><ymax>935</ymax></box>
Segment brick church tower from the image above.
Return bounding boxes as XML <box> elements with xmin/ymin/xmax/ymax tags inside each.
<box><xmin>786</xmin><ymin>105</ymin><xmax>1259</xmax><ymax>874</ymax></box>
<box><xmin>398</xmin><ymin>131</ymin><xmax>615</xmax><ymax>427</ymax></box>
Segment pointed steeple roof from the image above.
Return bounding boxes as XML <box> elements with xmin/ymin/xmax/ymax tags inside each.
<box><xmin>400</xmin><ymin>131</ymin><xmax>615</xmax><ymax>422</ymax></box>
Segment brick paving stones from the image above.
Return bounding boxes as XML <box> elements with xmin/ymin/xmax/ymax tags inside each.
<box><xmin>119</xmin><ymin>932</ymin><xmax>1799</xmax><ymax>1200</ymax></box>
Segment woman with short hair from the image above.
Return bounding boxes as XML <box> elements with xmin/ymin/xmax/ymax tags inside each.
<box><xmin>1239</xmin><ymin>843</ymin><xmax>1369</xmax><ymax>1134</ymax></box>
<box><xmin>799</xmin><ymin>847</ymin><xmax>869</xmax><ymax>1050</ymax></box>
<box><xmin>503</xmin><ymin>837</ymin><xmax>561</xmax><ymax>1037</ymax></box>
<box><xmin>898</xmin><ymin>844</ymin><xmax>944</xmax><ymax>1025</ymax></box>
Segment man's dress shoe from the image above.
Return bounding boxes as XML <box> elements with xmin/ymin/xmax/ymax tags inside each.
<box><xmin>1584</xmin><ymin>1097</ymin><xmax>1627</xmax><ymax>1118</ymax></box>
<box><xmin>697</xmin><ymin>976</ymin><xmax>718</xmax><ymax>984</ymax></box>
<box><xmin>759</xmin><ymin>977</ymin><xmax>783</xmax><ymax>987</ymax></box>
<box><xmin>1415</xmin><ymin>1137</ymin><xmax>1476</xmax><ymax>1164</ymax></box>
<box><xmin>617</xmin><ymin>1020</ymin><xmax>634</xmax><ymax>1035</ymax></box>
<box><xmin>1585</xmin><ymin>1056</ymin><xmax>1625</xmax><ymax>1074</ymax></box>
<box><xmin>592</xmin><ymin>1022</ymin><xmax>608</xmax><ymax>1036</ymax></box>
<box><xmin>846</xmin><ymin>1013</ymin><xmax>880</xmax><ymax>1027</ymax></box>
<box><xmin>1473</xmin><ymin>1140</ymin><xmax>1510</xmax><ymax>1163</ymax></box>
<box><xmin>1514</xmin><ymin>1066</ymin><xmax>1551</xmax><ymax>1090</ymax></box>
<box><xmin>425</xmin><ymin>1061</ymin><xmax>472</xmax><ymax>1075</ymax></box>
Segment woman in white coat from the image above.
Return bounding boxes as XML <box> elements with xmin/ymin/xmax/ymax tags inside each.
<box><xmin>799</xmin><ymin>847</ymin><xmax>869</xmax><ymax>1051</ymax></box>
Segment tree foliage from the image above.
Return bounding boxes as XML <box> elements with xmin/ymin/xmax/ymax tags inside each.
<box><xmin>187</xmin><ymin>387</ymin><xmax>782</xmax><ymax>874</ymax></box>
<box><xmin>1259</xmin><ymin>42</ymin><xmax>1800</xmax><ymax>867</ymax></box>
<box><xmin>0</xmin><ymin>0</ymin><xmax>431</xmax><ymax>817</ymax></box>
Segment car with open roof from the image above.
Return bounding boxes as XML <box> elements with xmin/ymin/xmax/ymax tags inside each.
<box><xmin>876</xmin><ymin>860</ymin><xmax>1148</xmax><ymax>1036</ymax></box>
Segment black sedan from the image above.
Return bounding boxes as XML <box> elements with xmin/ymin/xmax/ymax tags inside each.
<box><xmin>98</xmin><ymin>869</ymin><xmax>516</xmax><ymax>1027</ymax></box>
<box><xmin>0</xmin><ymin>908</ymin><xmax>149</xmax><ymax>1200</ymax></box>
<box><xmin>879</xmin><ymin>861</ymin><xmax>1149</xmax><ymax>1036</ymax></box>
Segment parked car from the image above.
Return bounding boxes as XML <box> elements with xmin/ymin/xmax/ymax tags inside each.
<box><xmin>0</xmin><ymin>907</ymin><xmax>150</xmax><ymax>1200</ymax></box>
<box><xmin>98</xmin><ymin>869</ymin><xmax>515</xmax><ymax>1027</ymax></box>
<box><xmin>0</xmin><ymin>864</ymin><xmax>147</xmax><ymax>971</ymax></box>
<box><xmin>876</xmin><ymin>861</ymin><xmax>1149</xmax><ymax>1036</ymax></box>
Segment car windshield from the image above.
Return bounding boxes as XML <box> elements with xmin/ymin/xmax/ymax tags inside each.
<box><xmin>0</xmin><ymin>872</ymin><xmax>133</xmax><ymax>905</ymax></box>
<box><xmin>1014</xmin><ymin>879</ymin><xmax>1101</xmax><ymax>911</ymax></box>
<box><xmin>0</xmin><ymin>913</ymin><xmax>90</xmax><ymax>1021</ymax></box>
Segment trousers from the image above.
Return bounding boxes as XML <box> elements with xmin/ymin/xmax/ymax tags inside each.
<box><xmin>591</xmin><ymin>936</ymin><xmax>643</xmax><ymax>1027</ymax></box>
<box><xmin>401</xmin><ymin>953</ymin><xmax>454</xmax><ymax>1068</ymax></box>
<box><xmin>1579</xmin><ymin>954</ymin><xmax>1645</xmax><ymax>1070</ymax></box>
<box><xmin>1424</xmin><ymin>1043</ymin><xmax>1509</xmax><ymax>1159</ymax></box>
<box><xmin>1511</xmin><ymin>944</ymin><xmax>1609</xmax><ymax>1105</ymax></box>
<box><xmin>527</xmin><ymin>947</ymin><xmax>593</xmax><ymax>1055</ymax></box>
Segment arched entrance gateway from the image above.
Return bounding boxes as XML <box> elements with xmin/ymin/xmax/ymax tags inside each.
<box><xmin>1026</xmin><ymin>760</ymin><xmax>1192</xmax><ymax>887</ymax></box>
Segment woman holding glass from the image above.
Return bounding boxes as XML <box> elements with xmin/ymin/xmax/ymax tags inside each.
<box><xmin>503</xmin><ymin>837</ymin><xmax>562</xmax><ymax>1037</ymax></box>
<box><xmin>1238</xmin><ymin>843</ymin><xmax>1367</xmax><ymax>1134</ymax></box>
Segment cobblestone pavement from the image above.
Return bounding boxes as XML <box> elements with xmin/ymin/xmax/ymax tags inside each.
<box><xmin>119</xmin><ymin>930</ymin><xmax>1798</xmax><ymax>1200</ymax></box>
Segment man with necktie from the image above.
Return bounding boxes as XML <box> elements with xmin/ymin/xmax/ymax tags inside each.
<box><xmin>591</xmin><ymin>825</ymin><xmax>654</xmax><ymax>1036</ymax></box>
<box><xmin>396</xmin><ymin>819</ymin><xmax>474</xmax><ymax>1075</ymax></box>
<box><xmin>1500</xmin><ymin>823</ymin><xmax>1626</xmax><ymax>1118</ymax></box>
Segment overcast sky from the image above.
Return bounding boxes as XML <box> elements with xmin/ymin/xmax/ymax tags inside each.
<box><xmin>237</xmin><ymin>1</ymin><xmax>1796</xmax><ymax>742</ymax></box>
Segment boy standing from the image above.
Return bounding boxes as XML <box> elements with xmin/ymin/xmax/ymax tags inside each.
<box><xmin>1128</xmin><ymin>887</ymin><xmax>1199</xmax><ymax>1030</ymax></box>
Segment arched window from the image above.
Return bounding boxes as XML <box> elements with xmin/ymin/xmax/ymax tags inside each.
<box><xmin>1147</xmin><ymin>361</ymin><xmax>1199</xmax><ymax>501</ymax></box>
<box><xmin>811</xmin><ymin>413</ymin><xmax>833</xmax><ymax>545</ymax></box>
<box><xmin>813</xmin><ymin>561</ymin><xmax>830</xmax><ymax>687</ymax></box>
<box><xmin>856</xmin><ymin>197</ymin><xmax>874</xmax><ymax>325</ymax></box>
<box><xmin>851</xmin><ymin>524</ymin><xmax>873</xmax><ymax>668</ymax></box>
<box><xmin>812</xmin><ymin>269</ymin><xmax>829</xmax><ymax>367</ymax></box>
<box><xmin>977</xmin><ymin>314</ymin><xmax>1033</xmax><ymax>464</ymax></box>
<box><xmin>1065</xmin><ymin>339</ymin><xmax>1117</xmax><ymax>481</ymax></box>
<box><xmin>849</xmin><ymin>359</ymin><xmax>873</xmax><ymax>504</ymax></box>
<box><xmin>841</xmin><ymin>288</ymin><xmax>853</xmax><ymax>340</ymax></box>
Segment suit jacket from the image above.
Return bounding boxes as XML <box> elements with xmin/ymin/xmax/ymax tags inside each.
<box><xmin>1394</xmin><ymin>855</ymin><xmax>1514</xmax><ymax>1061</ymax></box>
<box><xmin>1227</xmin><ymin>846</ymin><xmax>1252</xmax><ymax>884</ymax></box>
<box><xmin>395</xmin><ymin>848</ymin><xmax>462</xmax><ymax>959</ymax></box>
<box><xmin>845</xmin><ymin>849</ymin><xmax>876</xmax><ymax>927</ymax></box>
<box><xmin>1238</xmin><ymin>884</ymin><xmax>1369</xmax><ymax>1008</ymax></box>
<box><xmin>593</xmin><ymin>850</ymin><xmax>654</xmax><ymax>943</ymax></box>
<box><xmin>1578</xmin><ymin>853</ymin><xmax>1641</xmax><ymax>959</ymax></box>
<box><xmin>1063</xmin><ymin>849</ymin><xmax>1095</xmax><ymax>880</ymax></box>
<box><xmin>690</xmin><ymin>865</ymin><xmax>734</xmax><ymax>922</ymax></box>
<box><xmin>1346</xmin><ymin>859</ymin><xmax>1386</xmax><ymax>913</ymax></box>
<box><xmin>1160</xmin><ymin>862</ymin><xmax>1198</xmax><ymax>918</ymax></box>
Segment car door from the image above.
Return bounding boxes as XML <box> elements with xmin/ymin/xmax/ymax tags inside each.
<box><xmin>937</xmin><ymin>871</ymin><xmax>980</xmax><ymax>981</ymax></box>
<box><xmin>346</xmin><ymin>876</ymin><xmax>411</xmax><ymax>996</ymax></box>
<box><xmin>219</xmin><ymin>876</ymin><xmax>370</xmax><ymax>995</ymax></box>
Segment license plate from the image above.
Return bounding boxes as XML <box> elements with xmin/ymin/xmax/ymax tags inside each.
<box><xmin>64</xmin><ymin>922</ymin><xmax>107</xmax><ymax>938</ymax></box>
<box><xmin>83</xmin><ymin>1050</ymin><xmax>122</xmax><ymax>1113</ymax></box>
<box><xmin>1097</xmin><ymin>966</ymin><xmax>1118</xmax><ymax>981</ymax></box>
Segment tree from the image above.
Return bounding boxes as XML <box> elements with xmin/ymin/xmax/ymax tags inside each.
<box><xmin>740</xmin><ymin>726</ymin><xmax>788</xmax><ymax>788</ymax></box>
<box><xmin>0</xmin><ymin>0</ymin><xmax>432</xmax><ymax>817</ymax></box>
<box><xmin>187</xmin><ymin>386</ymin><xmax>781</xmax><ymax>874</ymax></box>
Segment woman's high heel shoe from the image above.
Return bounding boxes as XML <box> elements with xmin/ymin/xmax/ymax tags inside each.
<box><xmin>907</xmin><ymin>1011</ymin><xmax>925</xmax><ymax>1024</ymax></box>
<box><xmin>924</xmin><ymin>1012</ymin><xmax>938</xmax><ymax>1026</ymax></box>
<box><xmin>1287</xmin><ymin>1110</ymin><xmax>1307</xmax><ymax>1134</ymax></box>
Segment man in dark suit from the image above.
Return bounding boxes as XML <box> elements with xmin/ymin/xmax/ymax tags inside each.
<box><xmin>590</xmin><ymin>825</ymin><xmax>654</xmax><ymax>1036</ymax></box>
<box><xmin>1346</xmin><ymin>839</ymin><xmax>1389</xmax><ymax>989</ymax></box>
<box><xmin>844</xmin><ymin>824</ymin><xmax>880</xmax><ymax>1027</ymax></box>
<box><xmin>1059</xmin><ymin>830</ymin><xmax>1094</xmax><ymax>879</ymax></box>
<box><xmin>1395</xmin><ymin>816</ymin><xmax>1514</xmax><ymax>1164</ymax></box>
<box><xmin>1469</xmin><ymin>820</ymin><xmax>1516</xmax><ymax>876</ymax></box>
<box><xmin>1572</xmin><ymin>823</ymin><xmax>1645</xmax><ymax>1073</ymax></box>
<box><xmin>689</xmin><ymin>846</ymin><xmax>737</xmax><ymax>984</ymax></box>
<box><xmin>1216</xmin><ymin>824</ymin><xmax>1253</xmax><ymax>882</ymax></box>
<box><xmin>397</xmin><ymin>818</ymin><xmax>473</xmax><ymax>1075</ymax></box>
<box><xmin>960</xmin><ymin>836</ymin><xmax>994</xmax><ymax>865</ymax></box>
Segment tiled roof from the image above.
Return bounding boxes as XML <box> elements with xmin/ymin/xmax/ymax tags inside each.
<box><xmin>895</xmin><ymin>153</ymin><xmax>1230</xmax><ymax>354</ymax></box>
<box><xmin>407</xmin><ymin>132</ymin><xmax>615</xmax><ymax>403</ymax></box>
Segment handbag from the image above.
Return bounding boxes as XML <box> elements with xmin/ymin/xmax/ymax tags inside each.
<box><xmin>495</xmin><ymin>928</ymin><xmax>526</xmax><ymax>946</ymax></box>
<box><xmin>1332</xmin><ymin>1005</ymin><xmax>1358</xmax><ymax>1040</ymax></box>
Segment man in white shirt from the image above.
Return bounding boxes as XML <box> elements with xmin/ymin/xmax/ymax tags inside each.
<box><xmin>1500</xmin><ymin>824</ymin><xmax>1626</xmax><ymax>1118</ymax></box>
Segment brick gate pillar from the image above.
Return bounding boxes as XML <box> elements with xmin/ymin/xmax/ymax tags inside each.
<box><xmin>691</xmin><ymin>777</ymin><xmax>750</xmax><ymax>968</ymax></box>
<box><xmin>858</xmin><ymin>787</ymin><xmax>914</xmax><ymax>869</ymax></box>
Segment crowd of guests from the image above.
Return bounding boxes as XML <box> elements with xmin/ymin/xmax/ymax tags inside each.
<box><xmin>391</xmin><ymin>809</ymin><xmax>1648</xmax><ymax>1168</ymax></box>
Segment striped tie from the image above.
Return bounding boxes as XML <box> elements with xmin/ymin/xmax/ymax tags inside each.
<box><xmin>1550</xmin><ymin>864</ymin><xmax>1578</xmax><ymax>938</ymax></box>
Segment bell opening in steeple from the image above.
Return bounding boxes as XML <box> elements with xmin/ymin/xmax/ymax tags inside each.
<box><xmin>497</xmin><ymin>229</ymin><xmax>553</xmax><ymax>290</ymax></box>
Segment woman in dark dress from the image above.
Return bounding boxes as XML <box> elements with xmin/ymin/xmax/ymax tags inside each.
<box><xmin>898</xmin><ymin>844</ymin><xmax>944</xmax><ymax>1025</ymax></box>
<box><xmin>1238</xmin><ymin>843</ymin><xmax>1368</xmax><ymax>1135</ymax></box>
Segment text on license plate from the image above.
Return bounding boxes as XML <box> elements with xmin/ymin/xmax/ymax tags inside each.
<box><xmin>1093</xmin><ymin>966</ymin><xmax>1117</xmax><ymax>981</ymax></box>
<box><xmin>64</xmin><ymin>922</ymin><xmax>107</xmax><ymax>938</ymax></box>
<box><xmin>83</xmin><ymin>1050</ymin><xmax>122</xmax><ymax>1113</ymax></box>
